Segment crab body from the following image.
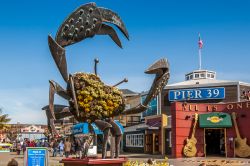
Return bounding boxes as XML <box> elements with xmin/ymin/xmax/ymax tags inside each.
<box><xmin>67</xmin><ymin>72</ymin><xmax>125</xmax><ymax>123</ymax></box>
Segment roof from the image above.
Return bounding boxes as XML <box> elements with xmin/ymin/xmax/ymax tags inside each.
<box><xmin>165</xmin><ymin>78</ymin><xmax>250</xmax><ymax>89</ymax></box>
<box><xmin>120</xmin><ymin>89</ymin><xmax>138</xmax><ymax>96</ymax></box>
<box><xmin>124</xmin><ymin>123</ymin><xmax>148</xmax><ymax>132</ymax></box>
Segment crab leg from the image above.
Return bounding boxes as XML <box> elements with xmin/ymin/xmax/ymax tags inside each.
<box><xmin>122</xmin><ymin>59</ymin><xmax>170</xmax><ymax>115</ymax></box>
<box><xmin>108</xmin><ymin>119</ymin><xmax>123</xmax><ymax>158</ymax></box>
<box><xmin>48</xmin><ymin>35</ymin><xmax>68</xmax><ymax>82</ymax></box>
<box><xmin>69</xmin><ymin>74</ymin><xmax>80</xmax><ymax>117</ymax></box>
<box><xmin>49</xmin><ymin>80</ymin><xmax>71</xmax><ymax>119</ymax></box>
<box><xmin>94</xmin><ymin>120</ymin><xmax>112</xmax><ymax>159</ymax></box>
<box><xmin>43</xmin><ymin>105</ymin><xmax>73</xmax><ymax>137</ymax></box>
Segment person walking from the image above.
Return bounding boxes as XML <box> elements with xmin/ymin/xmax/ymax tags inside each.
<box><xmin>58</xmin><ymin>140</ymin><xmax>64</xmax><ymax>157</ymax></box>
<box><xmin>75</xmin><ymin>137</ymin><xmax>82</xmax><ymax>158</ymax></box>
<box><xmin>64</xmin><ymin>138</ymin><xmax>71</xmax><ymax>158</ymax></box>
<box><xmin>22</xmin><ymin>141</ymin><xmax>27</xmax><ymax>155</ymax></box>
<box><xmin>71</xmin><ymin>139</ymin><xmax>76</xmax><ymax>156</ymax></box>
<box><xmin>52</xmin><ymin>139</ymin><xmax>59</xmax><ymax>157</ymax></box>
<box><xmin>16</xmin><ymin>142</ymin><xmax>21</xmax><ymax>155</ymax></box>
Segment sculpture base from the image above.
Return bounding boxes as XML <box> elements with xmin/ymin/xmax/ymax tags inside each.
<box><xmin>60</xmin><ymin>157</ymin><xmax>128</xmax><ymax>166</ymax></box>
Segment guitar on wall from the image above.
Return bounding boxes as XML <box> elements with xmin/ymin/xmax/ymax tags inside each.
<box><xmin>183</xmin><ymin>113</ymin><xmax>198</xmax><ymax>157</ymax></box>
<box><xmin>232</xmin><ymin>112</ymin><xmax>250</xmax><ymax>157</ymax></box>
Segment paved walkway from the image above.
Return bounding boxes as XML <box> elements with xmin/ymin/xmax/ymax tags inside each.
<box><xmin>1</xmin><ymin>152</ymin><xmax>250</xmax><ymax>166</ymax></box>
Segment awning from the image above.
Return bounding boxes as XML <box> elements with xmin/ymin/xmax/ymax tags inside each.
<box><xmin>72</xmin><ymin>120</ymin><xmax>124</xmax><ymax>135</ymax></box>
<box><xmin>199</xmin><ymin>112</ymin><xmax>232</xmax><ymax>128</ymax></box>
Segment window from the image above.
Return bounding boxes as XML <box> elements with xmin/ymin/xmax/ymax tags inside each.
<box><xmin>141</xmin><ymin>95</ymin><xmax>158</xmax><ymax>117</ymax></box>
<box><xmin>126</xmin><ymin>134</ymin><xmax>144</xmax><ymax>147</ymax></box>
<box><xmin>195</xmin><ymin>74</ymin><xmax>199</xmax><ymax>78</ymax></box>
<box><xmin>200</xmin><ymin>73</ymin><xmax>205</xmax><ymax>78</ymax></box>
<box><xmin>207</xmin><ymin>73</ymin><xmax>211</xmax><ymax>78</ymax></box>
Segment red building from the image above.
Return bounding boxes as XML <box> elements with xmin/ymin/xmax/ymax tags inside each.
<box><xmin>171</xmin><ymin>101</ymin><xmax>250</xmax><ymax>158</ymax></box>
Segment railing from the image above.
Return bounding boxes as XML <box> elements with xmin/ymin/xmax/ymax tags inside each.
<box><xmin>126</xmin><ymin>116</ymin><xmax>141</xmax><ymax>127</ymax></box>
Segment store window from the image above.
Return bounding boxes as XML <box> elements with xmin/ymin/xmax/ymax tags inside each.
<box><xmin>126</xmin><ymin>134</ymin><xmax>144</xmax><ymax>147</ymax></box>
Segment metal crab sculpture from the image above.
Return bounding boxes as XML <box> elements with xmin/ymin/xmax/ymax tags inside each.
<box><xmin>44</xmin><ymin>2</ymin><xmax>170</xmax><ymax>159</ymax></box>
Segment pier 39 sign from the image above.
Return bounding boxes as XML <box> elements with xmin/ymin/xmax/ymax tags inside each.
<box><xmin>169</xmin><ymin>87</ymin><xmax>225</xmax><ymax>101</ymax></box>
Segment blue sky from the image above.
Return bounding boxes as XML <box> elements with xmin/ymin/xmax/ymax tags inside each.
<box><xmin>0</xmin><ymin>0</ymin><xmax>250</xmax><ymax>124</ymax></box>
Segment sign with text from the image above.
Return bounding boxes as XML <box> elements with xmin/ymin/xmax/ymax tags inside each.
<box><xmin>24</xmin><ymin>147</ymin><xmax>48</xmax><ymax>166</ymax></box>
<box><xmin>169</xmin><ymin>87</ymin><xmax>225</xmax><ymax>101</ymax></box>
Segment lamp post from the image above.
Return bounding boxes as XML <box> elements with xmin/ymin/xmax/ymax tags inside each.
<box><xmin>17</xmin><ymin>122</ymin><xmax>20</xmax><ymax>142</ymax></box>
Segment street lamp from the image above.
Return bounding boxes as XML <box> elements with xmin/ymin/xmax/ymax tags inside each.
<box><xmin>17</xmin><ymin>122</ymin><xmax>20</xmax><ymax>141</ymax></box>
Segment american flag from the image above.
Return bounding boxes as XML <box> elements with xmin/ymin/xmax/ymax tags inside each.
<box><xmin>198</xmin><ymin>34</ymin><xmax>203</xmax><ymax>49</ymax></box>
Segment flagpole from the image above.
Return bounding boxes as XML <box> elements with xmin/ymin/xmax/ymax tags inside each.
<box><xmin>199</xmin><ymin>48</ymin><xmax>201</xmax><ymax>70</ymax></box>
<box><xmin>198</xmin><ymin>33</ymin><xmax>203</xmax><ymax>70</ymax></box>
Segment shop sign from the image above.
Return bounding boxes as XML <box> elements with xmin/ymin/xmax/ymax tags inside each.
<box><xmin>207</xmin><ymin>116</ymin><xmax>223</xmax><ymax>123</ymax></box>
<box><xmin>169</xmin><ymin>87</ymin><xmax>225</xmax><ymax>101</ymax></box>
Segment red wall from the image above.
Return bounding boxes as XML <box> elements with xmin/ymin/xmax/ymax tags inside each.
<box><xmin>171</xmin><ymin>101</ymin><xmax>250</xmax><ymax>158</ymax></box>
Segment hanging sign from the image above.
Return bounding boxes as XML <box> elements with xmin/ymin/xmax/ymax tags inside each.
<box><xmin>169</xmin><ymin>87</ymin><xmax>225</xmax><ymax>101</ymax></box>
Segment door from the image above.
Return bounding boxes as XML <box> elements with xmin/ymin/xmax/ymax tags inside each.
<box><xmin>145</xmin><ymin>134</ymin><xmax>153</xmax><ymax>153</ymax></box>
<box><xmin>165</xmin><ymin>129</ymin><xmax>172</xmax><ymax>155</ymax></box>
<box><xmin>205</xmin><ymin>128</ymin><xmax>225</xmax><ymax>156</ymax></box>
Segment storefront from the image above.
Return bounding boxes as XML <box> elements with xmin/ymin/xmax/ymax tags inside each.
<box><xmin>123</xmin><ymin>114</ymin><xmax>169</xmax><ymax>155</ymax></box>
<box><xmin>171</xmin><ymin>101</ymin><xmax>250</xmax><ymax>158</ymax></box>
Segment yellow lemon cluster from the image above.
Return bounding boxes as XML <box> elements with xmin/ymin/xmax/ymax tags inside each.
<box><xmin>73</xmin><ymin>72</ymin><xmax>125</xmax><ymax>122</ymax></box>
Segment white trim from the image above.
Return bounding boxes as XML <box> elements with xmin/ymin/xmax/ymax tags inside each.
<box><xmin>237</xmin><ymin>83</ymin><xmax>240</xmax><ymax>102</ymax></box>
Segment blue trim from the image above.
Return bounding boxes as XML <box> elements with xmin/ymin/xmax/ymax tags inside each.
<box><xmin>72</xmin><ymin>121</ymin><xmax>124</xmax><ymax>135</ymax></box>
<box><xmin>114</xmin><ymin>120</ymin><xmax>124</xmax><ymax>133</ymax></box>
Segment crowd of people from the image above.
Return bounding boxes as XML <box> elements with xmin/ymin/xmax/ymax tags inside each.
<box><xmin>50</xmin><ymin>137</ymin><xmax>83</xmax><ymax>158</ymax></box>
<box><xmin>15</xmin><ymin>138</ymin><xmax>50</xmax><ymax>155</ymax></box>
<box><xmin>13</xmin><ymin>137</ymin><xmax>86</xmax><ymax>158</ymax></box>
<box><xmin>3</xmin><ymin>136</ymin><xmax>92</xmax><ymax>166</ymax></box>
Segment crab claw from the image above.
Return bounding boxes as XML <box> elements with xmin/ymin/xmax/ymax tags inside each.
<box><xmin>54</xmin><ymin>3</ymin><xmax>129</xmax><ymax>49</ymax></box>
<box><xmin>98</xmin><ymin>7</ymin><xmax>129</xmax><ymax>40</ymax></box>
<box><xmin>122</xmin><ymin>58</ymin><xmax>170</xmax><ymax>115</ymax></box>
<box><xmin>145</xmin><ymin>58</ymin><xmax>169</xmax><ymax>75</ymax></box>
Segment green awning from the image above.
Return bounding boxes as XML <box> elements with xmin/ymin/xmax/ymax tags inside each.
<box><xmin>199</xmin><ymin>112</ymin><xmax>232</xmax><ymax>128</ymax></box>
